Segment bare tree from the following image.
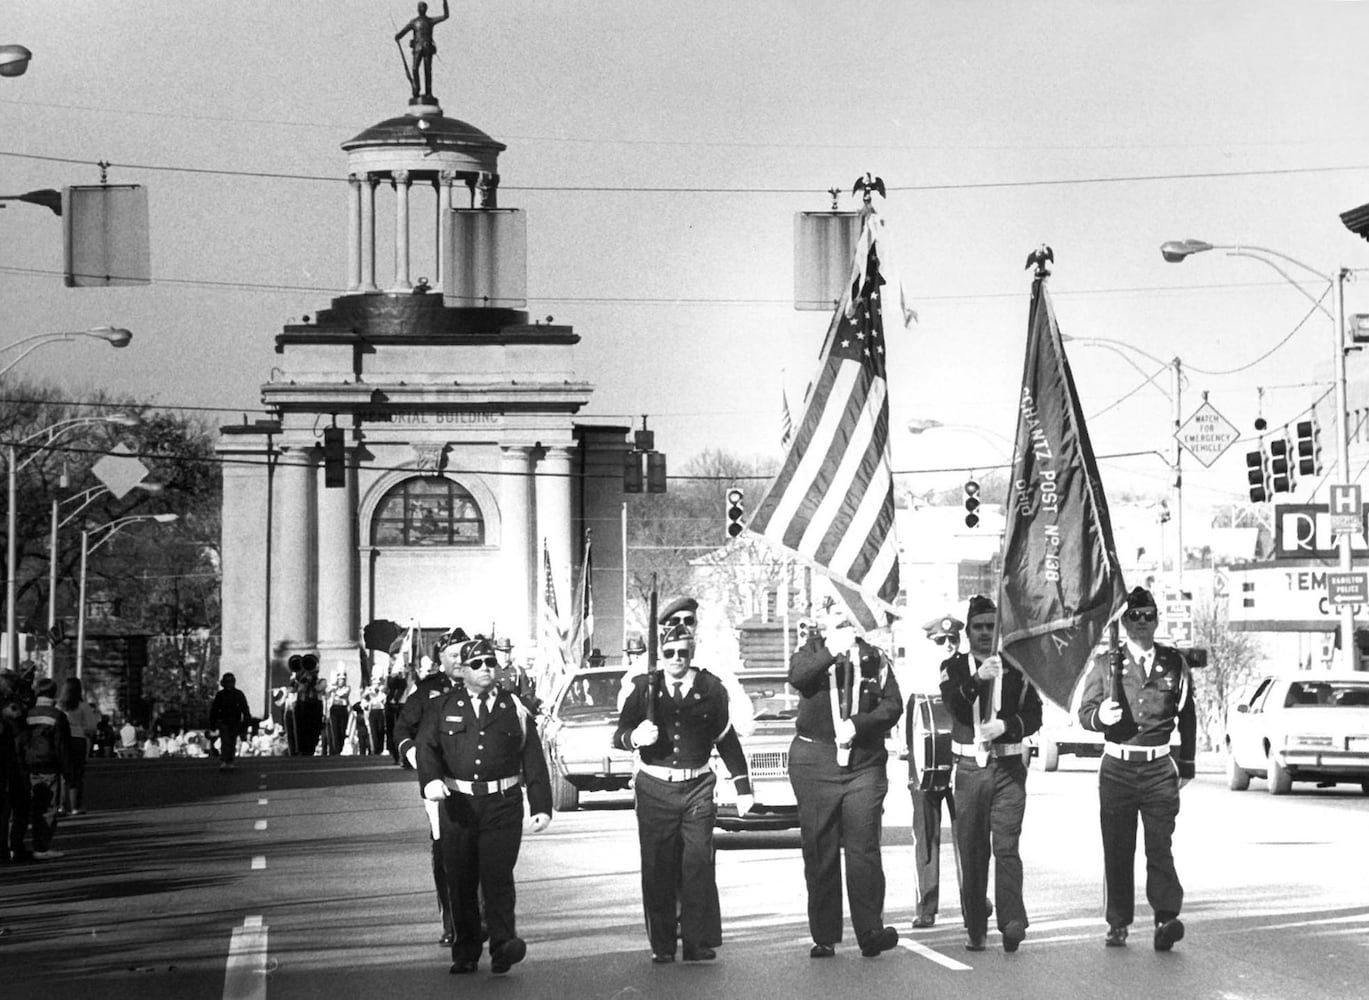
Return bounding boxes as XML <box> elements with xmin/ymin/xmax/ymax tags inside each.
<box><xmin>1190</xmin><ymin>597</ymin><xmax>1263</xmax><ymax>750</ymax></box>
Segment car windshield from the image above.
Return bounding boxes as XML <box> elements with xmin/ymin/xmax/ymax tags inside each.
<box><xmin>555</xmin><ymin>672</ymin><xmax>625</xmax><ymax>723</ymax></box>
<box><xmin>1283</xmin><ymin>680</ymin><xmax>1369</xmax><ymax>708</ymax></box>
<box><xmin>740</xmin><ymin>675</ymin><xmax>800</xmax><ymax>721</ymax></box>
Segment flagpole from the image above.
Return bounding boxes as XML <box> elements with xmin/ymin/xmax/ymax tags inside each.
<box><xmin>621</xmin><ymin>501</ymin><xmax>628</xmax><ymax>663</ymax></box>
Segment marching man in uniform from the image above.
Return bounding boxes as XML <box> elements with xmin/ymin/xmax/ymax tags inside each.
<box><xmin>614</xmin><ymin>618</ymin><xmax>753</xmax><ymax>964</ymax></box>
<box><xmin>1077</xmin><ymin>586</ymin><xmax>1196</xmax><ymax>952</ymax></box>
<box><xmin>417</xmin><ymin>637</ymin><xmax>552</xmax><ymax>976</ymax></box>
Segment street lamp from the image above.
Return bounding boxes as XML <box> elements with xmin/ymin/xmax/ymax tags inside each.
<box><xmin>75</xmin><ymin>513</ymin><xmax>177</xmax><ymax>679</ymax></box>
<box><xmin>0</xmin><ymin>326</ymin><xmax>133</xmax><ymax>380</ymax></box>
<box><xmin>1162</xmin><ymin>238</ymin><xmax>1354</xmax><ymax>672</ymax></box>
<box><xmin>47</xmin><ymin>481</ymin><xmax>162</xmax><ymax>676</ymax></box>
<box><xmin>906</xmin><ymin>418</ymin><xmax>1014</xmax><ymax>458</ymax></box>
<box><xmin>5</xmin><ymin>412</ymin><xmax>139</xmax><ymax>672</ymax></box>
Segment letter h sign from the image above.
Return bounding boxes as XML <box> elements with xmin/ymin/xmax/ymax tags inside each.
<box><xmin>1329</xmin><ymin>484</ymin><xmax>1363</xmax><ymax>538</ymax></box>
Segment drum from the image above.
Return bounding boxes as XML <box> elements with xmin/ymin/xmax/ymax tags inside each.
<box><xmin>909</xmin><ymin>694</ymin><xmax>954</xmax><ymax>792</ymax></box>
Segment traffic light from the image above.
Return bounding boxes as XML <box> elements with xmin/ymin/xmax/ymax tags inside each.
<box><xmin>624</xmin><ymin>451</ymin><xmax>643</xmax><ymax>493</ymax></box>
<box><xmin>963</xmin><ymin>479</ymin><xmax>980</xmax><ymax>528</ymax></box>
<box><xmin>1296</xmin><ymin>418</ymin><xmax>1323</xmax><ymax>476</ymax></box>
<box><xmin>725</xmin><ymin>488</ymin><xmax>745</xmax><ymax>540</ymax></box>
<box><xmin>1245</xmin><ymin>447</ymin><xmax>1270</xmax><ymax>503</ymax></box>
<box><xmin>322</xmin><ymin>426</ymin><xmax>346</xmax><ymax>488</ymax></box>
<box><xmin>1268</xmin><ymin>436</ymin><xmax>1293</xmax><ymax>494</ymax></box>
<box><xmin>646</xmin><ymin>451</ymin><xmax>667</xmax><ymax>493</ymax></box>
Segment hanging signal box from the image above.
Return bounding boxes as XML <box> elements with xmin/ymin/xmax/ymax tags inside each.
<box><xmin>1296</xmin><ymin>419</ymin><xmax>1323</xmax><ymax>476</ymax></box>
<box><xmin>1268</xmin><ymin>437</ymin><xmax>1294</xmax><ymax>494</ymax></box>
<box><xmin>1246</xmin><ymin>447</ymin><xmax>1270</xmax><ymax>503</ymax></box>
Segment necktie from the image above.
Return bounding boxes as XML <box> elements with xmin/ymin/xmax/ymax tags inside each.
<box><xmin>672</xmin><ymin>682</ymin><xmax>683</xmax><ymax>705</ymax></box>
<box><xmin>478</xmin><ymin>696</ymin><xmax>489</xmax><ymax>721</ymax></box>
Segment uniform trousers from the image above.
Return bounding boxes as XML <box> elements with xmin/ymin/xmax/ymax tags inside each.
<box><xmin>953</xmin><ymin>754</ymin><xmax>1027</xmax><ymax>939</ymax></box>
<box><xmin>1098</xmin><ymin>755</ymin><xmax>1182</xmax><ymax>928</ymax></box>
<box><xmin>632</xmin><ymin>770</ymin><xmax>718</xmax><ymax>956</ymax></box>
<box><xmin>368</xmin><ymin>709</ymin><xmax>387</xmax><ymax>755</ymax></box>
<box><xmin>788</xmin><ymin>737</ymin><xmax>889</xmax><ymax>945</ymax></box>
<box><xmin>295</xmin><ymin>701</ymin><xmax>323</xmax><ymax>756</ymax></box>
<box><xmin>909</xmin><ymin>784</ymin><xmax>953</xmax><ymax>920</ymax></box>
<box><xmin>436</xmin><ymin>785</ymin><xmax>524</xmax><ymax>963</ymax></box>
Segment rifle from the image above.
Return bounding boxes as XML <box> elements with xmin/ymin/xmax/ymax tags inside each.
<box><xmin>835</xmin><ymin>644</ymin><xmax>855</xmax><ymax>767</ymax></box>
<box><xmin>1104</xmin><ymin>619</ymin><xmax>1139</xmax><ymax>742</ymax></box>
<box><xmin>645</xmin><ymin>576</ymin><xmax>659</xmax><ymax>724</ymax></box>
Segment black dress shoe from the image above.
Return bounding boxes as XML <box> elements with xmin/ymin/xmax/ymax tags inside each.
<box><xmin>491</xmin><ymin>937</ymin><xmax>527</xmax><ymax>974</ymax></box>
<box><xmin>1002</xmin><ymin>919</ymin><xmax>1026</xmax><ymax>953</ymax></box>
<box><xmin>449</xmin><ymin>959</ymin><xmax>479</xmax><ymax>974</ymax></box>
<box><xmin>682</xmin><ymin>945</ymin><xmax>716</xmax><ymax>962</ymax></box>
<box><xmin>965</xmin><ymin>936</ymin><xmax>986</xmax><ymax>952</ymax></box>
<box><xmin>911</xmin><ymin>914</ymin><xmax>935</xmax><ymax>929</ymax></box>
<box><xmin>651</xmin><ymin>952</ymin><xmax>675</xmax><ymax>964</ymax></box>
<box><xmin>1153</xmin><ymin>918</ymin><xmax>1185</xmax><ymax>952</ymax></box>
<box><xmin>438</xmin><ymin>932</ymin><xmax>454</xmax><ymax>947</ymax></box>
<box><xmin>859</xmin><ymin>926</ymin><xmax>899</xmax><ymax>957</ymax></box>
<box><xmin>809</xmin><ymin>942</ymin><xmax>835</xmax><ymax>958</ymax></box>
<box><xmin>1104</xmin><ymin>925</ymin><xmax>1128</xmax><ymax>947</ymax></box>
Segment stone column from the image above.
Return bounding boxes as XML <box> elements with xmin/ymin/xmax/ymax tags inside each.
<box><xmin>346</xmin><ymin>174</ymin><xmax>362</xmax><ymax>292</ymax></box>
<box><xmin>437</xmin><ymin>170</ymin><xmax>454</xmax><ymax>295</ymax></box>
<box><xmin>500</xmin><ymin>446</ymin><xmax>534</xmax><ymax>643</ymax></box>
<box><xmin>316</xmin><ymin>443</ymin><xmax>359</xmax><ymax>694</ymax></box>
<box><xmin>392</xmin><ymin>169</ymin><xmax>412</xmax><ymax>292</ymax></box>
<box><xmin>360</xmin><ymin>175</ymin><xmax>378</xmax><ymax>292</ymax></box>
<box><xmin>272</xmin><ymin>445</ymin><xmax>316</xmax><ymax>651</ymax></box>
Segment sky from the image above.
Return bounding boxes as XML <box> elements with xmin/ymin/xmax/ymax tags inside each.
<box><xmin>6</xmin><ymin>1</ymin><xmax>1369</xmax><ymax>523</ymax></box>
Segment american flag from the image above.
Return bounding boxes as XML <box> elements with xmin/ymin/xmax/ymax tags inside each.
<box><xmin>747</xmin><ymin>212</ymin><xmax>898</xmax><ymax>630</ymax></box>
<box><xmin>566</xmin><ymin>532</ymin><xmax>594</xmax><ymax>666</ymax></box>
<box><xmin>537</xmin><ymin>542</ymin><xmax>570</xmax><ymax>692</ymax></box>
<box><xmin>780</xmin><ymin>382</ymin><xmax>794</xmax><ymax>449</ymax></box>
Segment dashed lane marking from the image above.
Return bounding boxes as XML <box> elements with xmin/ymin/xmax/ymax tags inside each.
<box><xmin>253</xmin><ymin>820</ymin><xmax>267</xmax><ymax>831</ymax></box>
<box><xmin>223</xmin><ymin>915</ymin><xmax>268</xmax><ymax>1000</ymax></box>
<box><xmin>900</xmin><ymin>937</ymin><xmax>972</xmax><ymax>971</ymax></box>
<box><xmin>251</xmin><ymin>856</ymin><xmax>266</xmax><ymax>870</ymax></box>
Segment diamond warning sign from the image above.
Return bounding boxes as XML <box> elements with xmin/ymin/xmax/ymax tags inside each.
<box><xmin>1175</xmin><ymin>401</ymin><xmax>1239</xmax><ymax>468</ymax></box>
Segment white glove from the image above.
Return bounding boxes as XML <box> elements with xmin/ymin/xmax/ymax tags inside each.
<box><xmin>528</xmin><ymin>812</ymin><xmax>552</xmax><ymax>833</ymax></box>
<box><xmin>423</xmin><ymin>779</ymin><xmax>449</xmax><ymax>801</ymax></box>
<box><xmin>630</xmin><ymin>720</ymin><xmax>659</xmax><ymax>748</ymax></box>
<box><xmin>976</xmin><ymin>718</ymin><xmax>1006</xmax><ymax>743</ymax></box>
<box><xmin>405</xmin><ymin>746</ymin><xmax>418</xmax><ymax>769</ymax></box>
<box><xmin>834</xmin><ymin>717</ymin><xmax>856</xmax><ymax>745</ymax></box>
<box><xmin>735</xmin><ymin>793</ymin><xmax>755</xmax><ymax>818</ymax></box>
<box><xmin>1097</xmin><ymin>699</ymin><xmax>1122</xmax><ymax>726</ymax></box>
<box><xmin>976</xmin><ymin>655</ymin><xmax>1002</xmax><ymax>682</ymax></box>
<box><xmin>826</xmin><ymin>625</ymin><xmax>858</xmax><ymax>659</ymax></box>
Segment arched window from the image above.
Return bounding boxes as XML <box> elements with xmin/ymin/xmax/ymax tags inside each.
<box><xmin>371</xmin><ymin>476</ymin><xmax>485</xmax><ymax>547</ymax></box>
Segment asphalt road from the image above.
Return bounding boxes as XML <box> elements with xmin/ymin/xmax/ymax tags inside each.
<box><xmin>2</xmin><ymin>752</ymin><xmax>1366</xmax><ymax>1000</ymax></box>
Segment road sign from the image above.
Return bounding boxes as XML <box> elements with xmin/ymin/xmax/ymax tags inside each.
<box><xmin>92</xmin><ymin>442</ymin><xmax>149</xmax><ymax>500</ymax></box>
<box><xmin>1175</xmin><ymin>401</ymin><xmax>1239</xmax><ymax>468</ymax></box>
<box><xmin>1162</xmin><ymin>620</ymin><xmax>1194</xmax><ymax>646</ymax></box>
<box><xmin>1329</xmin><ymin>484</ymin><xmax>1363</xmax><ymax>537</ymax></box>
<box><xmin>1328</xmin><ymin>571</ymin><xmax>1369</xmax><ymax>607</ymax></box>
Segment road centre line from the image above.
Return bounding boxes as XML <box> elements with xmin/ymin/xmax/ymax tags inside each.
<box><xmin>223</xmin><ymin>915</ymin><xmax>268</xmax><ymax>1000</ymax></box>
<box><xmin>257</xmin><ymin>798</ymin><xmax>268</xmax><ymax>806</ymax></box>
<box><xmin>253</xmin><ymin>820</ymin><xmax>267</xmax><ymax>831</ymax></box>
<box><xmin>251</xmin><ymin>856</ymin><xmax>266</xmax><ymax>870</ymax></box>
<box><xmin>899</xmin><ymin>938</ymin><xmax>972</xmax><ymax>971</ymax></box>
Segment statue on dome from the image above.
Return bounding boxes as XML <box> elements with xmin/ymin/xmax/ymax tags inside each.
<box><xmin>395</xmin><ymin>0</ymin><xmax>451</xmax><ymax>102</ymax></box>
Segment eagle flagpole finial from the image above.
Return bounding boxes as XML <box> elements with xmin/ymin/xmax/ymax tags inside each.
<box><xmin>1025</xmin><ymin>244</ymin><xmax>1054</xmax><ymax>279</ymax></box>
<box><xmin>852</xmin><ymin>172</ymin><xmax>886</xmax><ymax>206</ymax></box>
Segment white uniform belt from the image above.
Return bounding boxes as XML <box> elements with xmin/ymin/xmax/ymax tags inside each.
<box><xmin>952</xmin><ymin>740</ymin><xmax>1024</xmax><ymax>758</ymax></box>
<box><xmin>1104</xmin><ymin>742</ymin><xmax>1170</xmax><ymax>762</ymax></box>
<box><xmin>638</xmin><ymin>762</ymin><xmax>709</xmax><ymax>782</ymax></box>
<box><xmin>444</xmin><ymin>775</ymin><xmax>522</xmax><ymax>796</ymax></box>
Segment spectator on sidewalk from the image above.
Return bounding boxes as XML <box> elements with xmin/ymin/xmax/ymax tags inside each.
<box><xmin>58</xmin><ymin>678</ymin><xmax>99</xmax><ymax>816</ymax></box>
<box><xmin>19</xmin><ymin>677</ymin><xmax>72</xmax><ymax>860</ymax></box>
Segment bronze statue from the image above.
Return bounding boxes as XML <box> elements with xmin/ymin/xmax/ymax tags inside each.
<box><xmin>395</xmin><ymin>1</ymin><xmax>451</xmax><ymax>101</ymax></box>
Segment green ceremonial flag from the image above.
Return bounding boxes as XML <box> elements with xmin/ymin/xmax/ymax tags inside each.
<box><xmin>997</xmin><ymin>266</ymin><xmax>1127</xmax><ymax>709</ymax></box>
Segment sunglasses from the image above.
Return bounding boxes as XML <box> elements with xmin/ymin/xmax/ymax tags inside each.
<box><xmin>664</xmin><ymin>614</ymin><xmax>697</xmax><ymax>628</ymax></box>
<box><xmin>661</xmin><ymin>647</ymin><xmax>691</xmax><ymax>660</ymax></box>
<box><xmin>933</xmin><ymin>635</ymin><xmax>956</xmax><ymax>646</ymax></box>
<box><xmin>465</xmin><ymin>657</ymin><xmax>498</xmax><ymax>669</ymax></box>
<box><xmin>1125</xmin><ymin>610</ymin><xmax>1158</xmax><ymax>623</ymax></box>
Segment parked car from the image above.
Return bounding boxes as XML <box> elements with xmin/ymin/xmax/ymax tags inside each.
<box><xmin>540</xmin><ymin>666</ymin><xmax>635</xmax><ymax>811</ymax></box>
<box><xmin>1225</xmin><ymin>673</ymin><xmax>1369</xmax><ymax>795</ymax></box>
<box><xmin>713</xmin><ymin>671</ymin><xmax>800</xmax><ymax>831</ymax></box>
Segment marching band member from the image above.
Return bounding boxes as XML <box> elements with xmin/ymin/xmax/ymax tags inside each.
<box><xmin>939</xmin><ymin>595</ymin><xmax>1042</xmax><ymax>953</ymax></box>
<box><xmin>325</xmin><ymin>668</ymin><xmax>351</xmax><ymax>756</ymax></box>
<box><xmin>787</xmin><ymin>607</ymin><xmax>902</xmax><ymax>960</ymax></box>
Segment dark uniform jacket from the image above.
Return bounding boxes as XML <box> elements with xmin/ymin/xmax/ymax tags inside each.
<box><xmin>415</xmin><ymin>685</ymin><xmax>554</xmax><ymax>817</ymax></box>
<box><xmin>394</xmin><ymin>672</ymin><xmax>454</xmax><ymax>766</ymax></box>
<box><xmin>209</xmin><ymin>688</ymin><xmax>252</xmax><ymax>736</ymax></box>
<box><xmin>1077</xmin><ymin>642</ymin><xmax>1197</xmax><ymax>778</ymax></box>
<box><xmin>614</xmin><ymin>669</ymin><xmax>751</xmax><ymax>792</ymax></box>
<box><xmin>939</xmin><ymin>651</ymin><xmax>1042</xmax><ymax>747</ymax></box>
<box><xmin>789</xmin><ymin>636</ymin><xmax>902</xmax><ymax>768</ymax></box>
